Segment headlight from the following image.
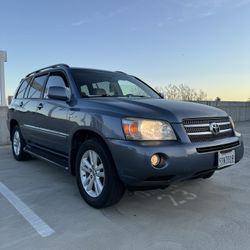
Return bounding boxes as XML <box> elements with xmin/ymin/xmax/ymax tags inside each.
<box><xmin>122</xmin><ymin>118</ymin><xmax>177</xmax><ymax>140</ymax></box>
<box><xmin>229</xmin><ymin>116</ymin><xmax>235</xmax><ymax>130</ymax></box>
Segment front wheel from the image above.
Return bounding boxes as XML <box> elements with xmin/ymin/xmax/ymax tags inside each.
<box><xmin>76</xmin><ymin>139</ymin><xmax>125</xmax><ymax>208</ymax></box>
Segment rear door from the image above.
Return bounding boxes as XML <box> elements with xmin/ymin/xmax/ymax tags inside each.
<box><xmin>10</xmin><ymin>78</ymin><xmax>31</xmax><ymax>138</ymax></box>
<box><xmin>21</xmin><ymin>74</ymin><xmax>48</xmax><ymax>145</ymax></box>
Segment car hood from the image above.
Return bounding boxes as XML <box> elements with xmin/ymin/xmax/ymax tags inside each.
<box><xmin>79</xmin><ymin>97</ymin><xmax>228</xmax><ymax>123</ymax></box>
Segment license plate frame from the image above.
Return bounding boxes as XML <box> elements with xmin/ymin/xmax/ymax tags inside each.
<box><xmin>218</xmin><ymin>150</ymin><xmax>235</xmax><ymax>168</ymax></box>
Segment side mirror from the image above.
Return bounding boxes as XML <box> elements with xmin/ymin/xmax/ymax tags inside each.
<box><xmin>48</xmin><ymin>86</ymin><xmax>71</xmax><ymax>101</ymax></box>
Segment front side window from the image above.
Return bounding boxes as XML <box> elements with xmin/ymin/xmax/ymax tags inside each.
<box><xmin>43</xmin><ymin>75</ymin><xmax>67</xmax><ymax>99</ymax></box>
<box><xmin>71</xmin><ymin>69</ymin><xmax>159</xmax><ymax>98</ymax></box>
<box><xmin>27</xmin><ymin>75</ymin><xmax>47</xmax><ymax>99</ymax></box>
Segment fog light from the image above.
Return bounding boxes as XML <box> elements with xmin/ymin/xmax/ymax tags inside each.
<box><xmin>151</xmin><ymin>154</ymin><xmax>161</xmax><ymax>167</ymax></box>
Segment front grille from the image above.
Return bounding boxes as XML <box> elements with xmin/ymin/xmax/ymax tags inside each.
<box><xmin>183</xmin><ymin>117</ymin><xmax>234</xmax><ymax>142</ymax></box>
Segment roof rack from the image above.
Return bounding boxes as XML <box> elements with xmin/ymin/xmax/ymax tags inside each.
<box><xmin>115</xmin><ymin>71</ymin><xmax>127</xmax><ymax>74</ymax></box>
<box><xmin>26</xmin><ymin>64</ymin><xmax>70</xmax><ymax>77</ymax></box>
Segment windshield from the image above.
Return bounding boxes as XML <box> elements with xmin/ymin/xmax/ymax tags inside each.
<box><xmin>71</xmin><ymin>68</ymin><xmax>160</xmax><ymax>98</ymax></box>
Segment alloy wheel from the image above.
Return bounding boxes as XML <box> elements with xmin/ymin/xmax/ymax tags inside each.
<box><xmin>80</xmin><ymin>150</ymin><xmax>105</xmax><ymax>198</ymax></box>
<box><xmin>13</xmin><ymin>130</ymin><xmax>21</xmax><ymax>156</ymax></box>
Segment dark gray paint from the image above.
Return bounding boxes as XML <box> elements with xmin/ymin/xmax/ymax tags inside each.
<box><xmin>8</xmin><ymin>66</ymin><xmax>244</xmax><ymax>187</ymax></box>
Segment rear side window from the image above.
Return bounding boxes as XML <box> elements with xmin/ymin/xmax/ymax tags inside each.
<box><xmin>27</xmin><ymin>75</ymin><xmax>47</xmax><ymax>99</ymax></box>
<box><xmin>43</xmin><ymin>74</ymin><xmax>67</xmax><ymax>99</ymax></box>
<box><xmin>16</xmin><ymin>79</ymin><xmax>29</xmax><ymax>99</ymax></box>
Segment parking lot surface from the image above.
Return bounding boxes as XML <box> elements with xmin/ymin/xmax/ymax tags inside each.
<box><xmin>0</xmin><ymin>122</ymin><xmax>249</xmax><ymax>250</ymax></box>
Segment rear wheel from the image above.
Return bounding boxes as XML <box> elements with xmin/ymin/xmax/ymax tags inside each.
<box><xmin>76</xmin><ymin>138</ymin><xmax>125</xmax><ymax>208</ymax></box>
<box><xmin>11</xmin><ymin>126</ymin><xmax>30</xmax><ymax>161</ymax></box>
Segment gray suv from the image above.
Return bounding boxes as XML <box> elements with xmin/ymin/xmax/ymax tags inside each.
<box><xmin>8</xmin><ymin>64</ymin><xmax>244</xmax><ymax>208</ymax></box>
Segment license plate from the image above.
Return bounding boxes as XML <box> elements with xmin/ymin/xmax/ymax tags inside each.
<box><xmin>218</xmin><ymin>150</ymin><xmax>235</xmax><ymax>168</ymax></box>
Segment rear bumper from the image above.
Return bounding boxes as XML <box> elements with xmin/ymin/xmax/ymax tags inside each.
<box><xmin>107</xmin><ymin>135</ymin><xmax>244</xmax><ymax>187</ymax></box>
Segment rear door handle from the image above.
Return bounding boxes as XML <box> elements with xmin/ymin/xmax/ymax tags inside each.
<box><xmin>37</xmin><ymin>103</ymin><xmax>43</xmax><ymax>110</ymax></box>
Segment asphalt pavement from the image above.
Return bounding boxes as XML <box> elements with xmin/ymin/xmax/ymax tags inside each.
<box><xmin>0</xmin><ymin>122</ymin><xmax>249</xmax><ymax>250</ymax></box>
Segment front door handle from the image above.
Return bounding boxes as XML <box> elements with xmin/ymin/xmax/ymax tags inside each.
<box><xmin>37</xmin><ymin>103</ymin><xmax>43</xmax><ymax>110</ymax></box>
<box><xmin>19</xmin><ymin>101</ymin><xmax>24</xmax><ymax>107</ymax></box>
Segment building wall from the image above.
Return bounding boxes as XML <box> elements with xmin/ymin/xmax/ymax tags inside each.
<box><xmin>197</xmin><ymin>101</ymin><xmax>250</xmax><ymax>122</ymax></box>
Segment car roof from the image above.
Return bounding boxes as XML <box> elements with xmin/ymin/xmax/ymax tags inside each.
<box><xmin>25</xmin><ymin>64</ymin><xmax>127</xmax><ymax>78</ymax></box>
<box><xmin>70</xmin><ymin>67</ymin><xmax>127</xmax><ymax>75</ymax></box>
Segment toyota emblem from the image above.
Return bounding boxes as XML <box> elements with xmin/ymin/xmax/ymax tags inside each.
<box><xmin>209</xmin><ymin>122</ymin><xmax>220</xmax><ymax>135</ymax></box>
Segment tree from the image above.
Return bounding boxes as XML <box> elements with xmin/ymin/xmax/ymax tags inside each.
<box><xmin>215</xmin><ymin>97</ymin><xmax>221</xmax><ymax>102</ymax></box>
<box><xmin>155</xmin><ymin>84</ymin><xmax>207</xmax><ymax>101</ymax></box>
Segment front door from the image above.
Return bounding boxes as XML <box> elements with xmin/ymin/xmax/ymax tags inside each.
<box><xmin>34</xmin><ymin>72</ymin><xmax>71</xmax><ymax>154</ymax></box>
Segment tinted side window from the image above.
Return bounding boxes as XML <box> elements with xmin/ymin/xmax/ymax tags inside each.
<box><xmin>43</xmin><ymin>75</ymin><xmax>66</xmax><ymax>99</ymax></box>
<box><xmin>27</xmin><ymin>75</ymin><xmax>47</xmax><ymax>99</ymax></box>
<box><xmin>16</xmin><ymin>79</ymin><xmax>29</xmax><ymax>99</ymax></box>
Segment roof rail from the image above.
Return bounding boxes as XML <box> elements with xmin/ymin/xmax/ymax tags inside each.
<box><xmin>115</xmin><ymin>71</ymin><xmax>127</xmax><ymax>74</ymax></box>
<box><xmin>26</xmin><ymin>64</ymin><xmax>70</xmax><ymax>77</ymax></box>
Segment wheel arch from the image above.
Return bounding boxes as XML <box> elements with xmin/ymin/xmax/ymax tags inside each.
<box><xmin>9</xmin><ymin>119</ymin><xmax>19</xmax><ymax>141</ymax></box>
<box><xmin>69</xmin><ymin>129</ymin><xmax>115</xmax><ymax>176</ymax></box>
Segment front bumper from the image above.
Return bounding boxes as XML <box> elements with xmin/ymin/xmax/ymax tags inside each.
<box><xmin>107</xmin><ymin>135</ymin><xmax>244</xmax><ymax>187</ymax></box>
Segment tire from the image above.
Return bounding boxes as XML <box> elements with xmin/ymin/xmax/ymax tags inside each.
<box><xmin>76</xmin><ymin>138</ymin><xmax>125</xmax><ymax>208</ymax></box>
<box><xmin>11</xmin><ymin>126</ymin><xmax>31</xmax><ymax>161</ymax></box>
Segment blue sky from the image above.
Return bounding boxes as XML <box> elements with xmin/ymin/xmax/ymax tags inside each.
<box><xmin>1</xmin><ymin>0</ymin><xmax>250</xmax><ymax>100</ymax></box>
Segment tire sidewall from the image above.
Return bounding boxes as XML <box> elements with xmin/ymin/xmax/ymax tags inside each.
<box><xmin>76</xmin><ymin>139</ymin><xmax>116</xmax><ymax>208</ymax></box>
